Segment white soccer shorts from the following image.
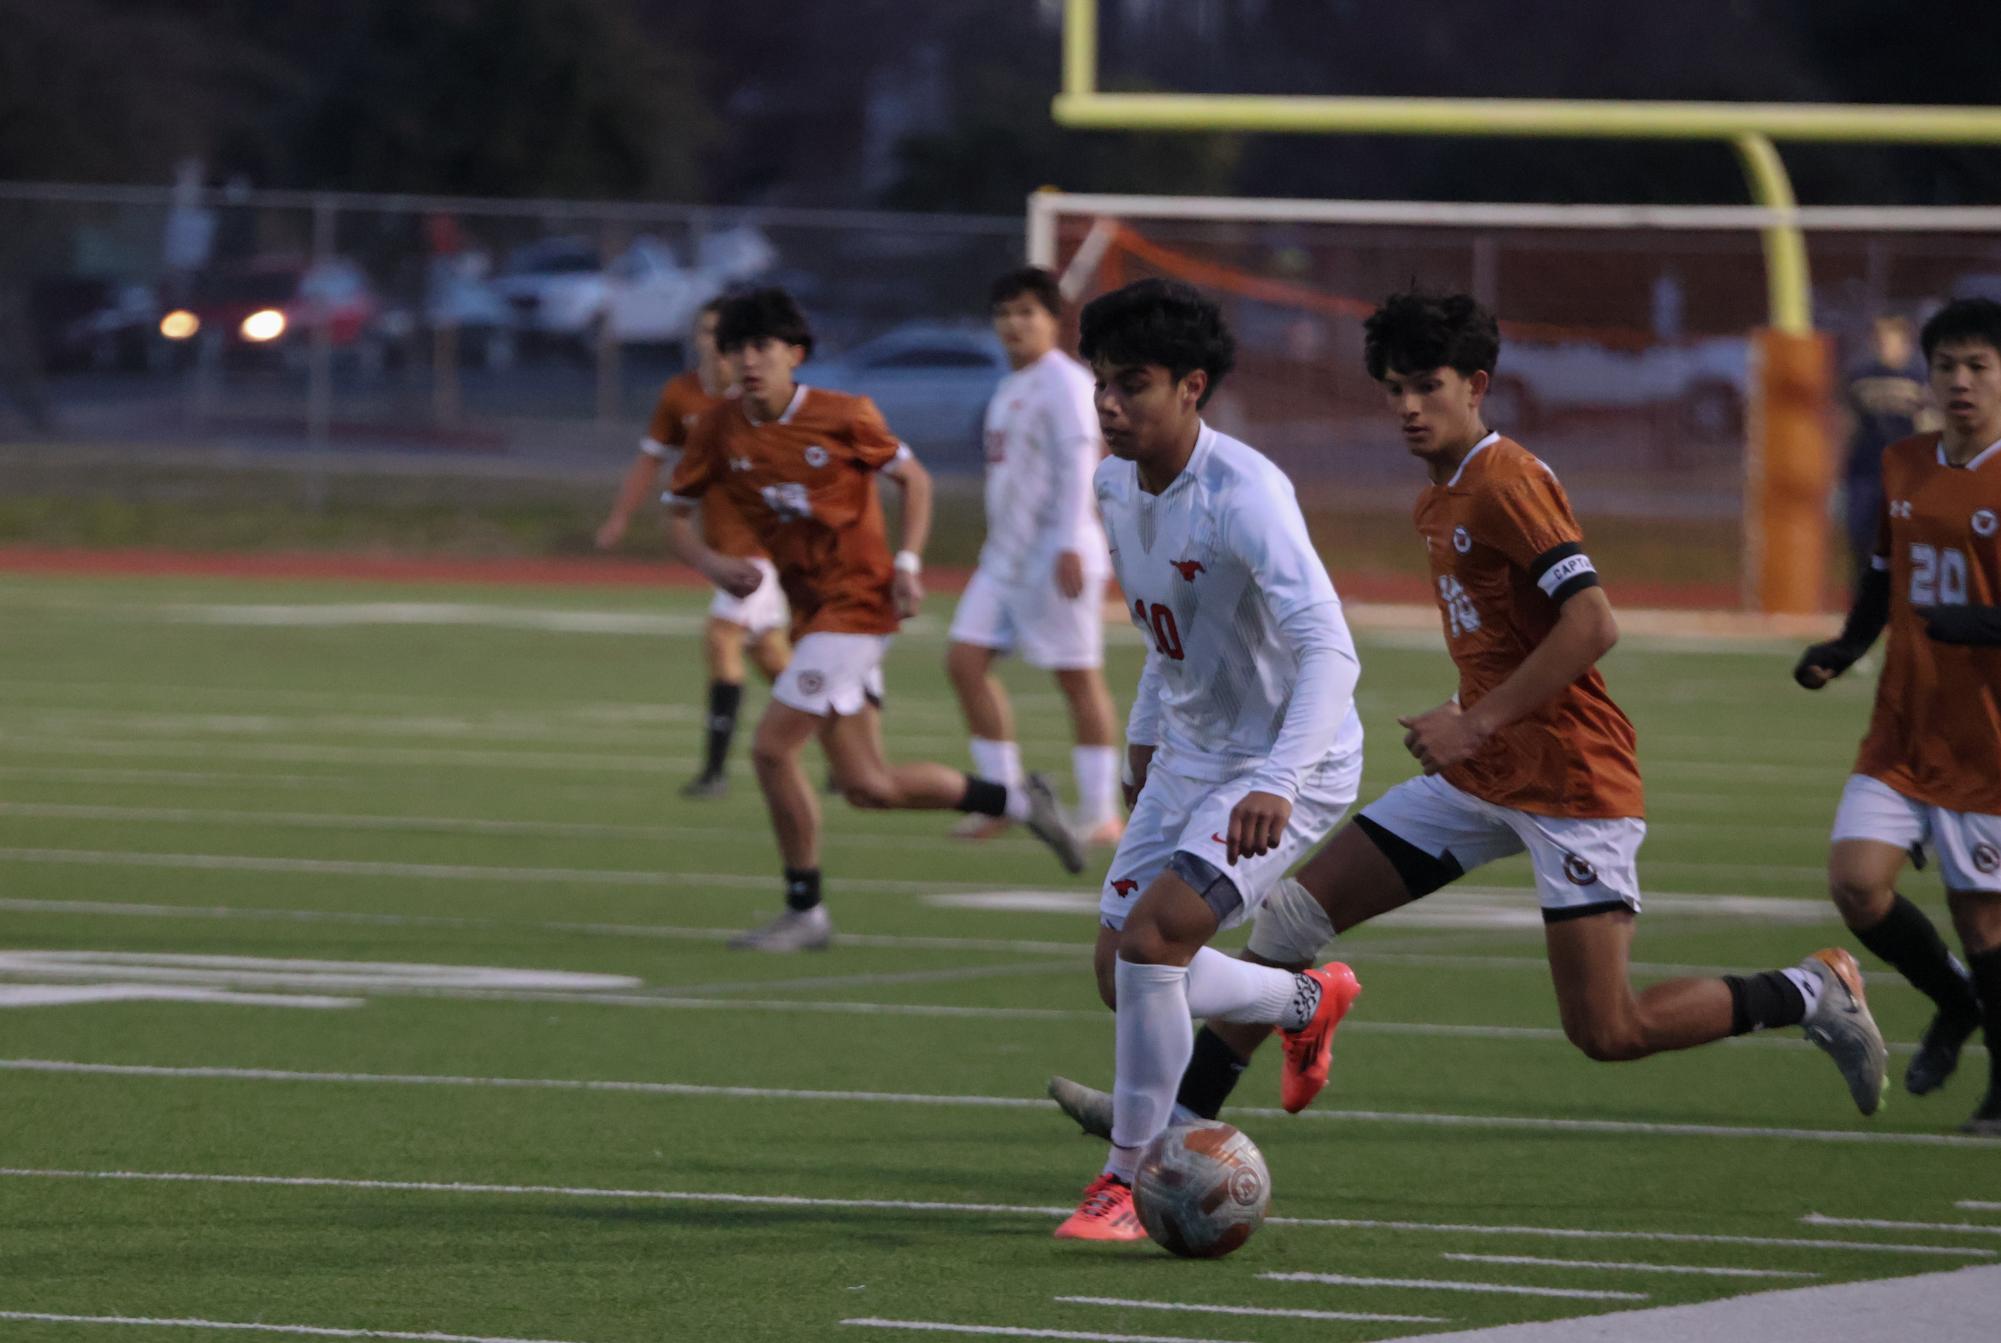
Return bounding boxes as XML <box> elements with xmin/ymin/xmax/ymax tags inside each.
<box><xmin>1098</xmin><ymin>753</ymin><xmax>1361</xmax><ymax>933</ymax></box>
<box><xmin>707</xmin><ymin>557</ymin><xmax>788</xmax><ymax>636</ymax></box>
<box><xmin>1832</xmin><ymin>773</ymin><xmax>2001</xmax><ymax>894</ymax></box>
<box><xmin>946</xmin><ymin>563</ymin><xmax>1106</xmax><ymax>671</ymax></box>
<box><xmin>1359</xmin><ymin>772</ymin><xmax>1647</xmax><ymax>920</ymax></box>
<box><xmin>770</xmin><ymin>631</ymin><xmax>889</xmax><ymax>718</ymax></box>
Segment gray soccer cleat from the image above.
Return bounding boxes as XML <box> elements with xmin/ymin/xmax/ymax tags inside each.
<box><xmin>1047</xmin><ymin>1075</ymin><xmax>1114</xmax><ymax>1140</ymax></box>
<box><xmin>1021</xmin><ymin>772</ymin><xmax>1086</xmax><ymax>874</ymax></box>
<box><xmin>727</xmin><ymin>904</ymin><xmax>834</xmax><ymax>953</ymax></box>
<box><xmin>1964</xmin><ymin>1096</ymin><xmax>2001</xmax><ymax>1138</ymax></box>
<box><xmin>680</xmin><ymin>774</ymin><xmax>729</xmax><ymax>799</ymax></box>
<box><xmin>1799</xmin><ymin>947</ymin><xmax>1889</xmax><ymax>1116</ymax></box>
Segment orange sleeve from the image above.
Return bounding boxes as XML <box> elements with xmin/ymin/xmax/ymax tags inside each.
<box><xmin>846</xmin><ymin>396</ymin><xmax>904</xmax><ymax>471</ymax></box>
<box><xmin>644</xmin><ymin>383</ymin><xmax>682</xmax><ymax>452</ymax></box>
<box><xmin>666</xmin><ymin>410</ymin><xmax>718</xmax><ymax>500</ymax></box>
<box><xmin>1475</xmin><ymin>464</ymin><xmax>1585</xmax><ymax>572</ymax></box>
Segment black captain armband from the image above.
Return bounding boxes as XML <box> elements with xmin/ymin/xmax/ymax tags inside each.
<box><xmin>1530</xmin><ymin>542</ymin><xmax>1600</xmax><ymax>604</ymax></box>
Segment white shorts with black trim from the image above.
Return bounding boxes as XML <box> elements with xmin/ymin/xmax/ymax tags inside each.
<box><xmin>946</xmin><ymin>564</ymin><xmax>1106</xmax><ymax>671</ymax></box>
<box><xmin>1098</xmin><ymin>753</ymin><xmax>1361</xmax><ymax>933</ymax></box>
<box><xmin>707</xmin><ymin>557</ymin><xmax>789</xmax><ymax>636</ymax></box>
<box><xmin>770</xmin><ymin>631</ymin><xmax>889</xmax><ymax>718</ymax></box>
<box><xmin>1359</xmin><ymin>772</ymin><xmax>1646</xmax><ymax>921</ymax></box>
<box><xmin>1832</xmin><ymin>773</ymin><xmax>2001</xmax><ymax>894</ymax></box>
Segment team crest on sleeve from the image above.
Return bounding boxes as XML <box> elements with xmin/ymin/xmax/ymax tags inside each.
<box><xmin>1974</xmin><ymin>508</ymin><xmax>1998</xmax><ymax>538</ymax></box>
<box><xmin>1562</xmin><ymin>852</ymin><xmax>1598</xmax><ymax>886</ymax></box>
<box><xmin>1452</xmin><ymin>526</ymin><xmax>1473</xmax><ymax>554</ymax></box>
<box><xmin>803</xmin><ymin>444</ymin><xmax>831</xmax><ymax>468</ymax></box>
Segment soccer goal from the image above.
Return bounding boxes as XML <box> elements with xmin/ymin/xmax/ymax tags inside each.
<box><xmin>1028</xmin><ymin>191</ymin><xmax>2001</xmax><ymax>615</ymax></box>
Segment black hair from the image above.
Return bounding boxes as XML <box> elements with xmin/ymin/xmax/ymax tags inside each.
<box><xmin>989</xmin><ymin>266</ymin><xmax>1064</xmax><ymax>318</ymax></box>
<box><xmin>715</xmin><ymin>287</ymin><xmax>813</xmax><ymax>358</ymax></box>
<box><xmin>697</xmin><ymin>294</ymin><xmax>728</xmax><ymax>320</ymax></box>
<box><xmin>1920</xmin><ymin>297</ymin><xmax>2001</xmax><ymax>362</ymax></box>
<box><xmin>1077</xmin><ymin>278</ymin><xmax>1236</xmax><ymax>407</ymax></box>
<box><xmin>1363</xmin><ymin>290</ymin><xmax>1501</xmax><ymax>381</ymax></box>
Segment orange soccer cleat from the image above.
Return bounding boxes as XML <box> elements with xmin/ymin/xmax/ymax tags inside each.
<box><xmin>1052</xmin><ymin>1173</ymin><xmax>1146</xmax><ymax>1241</ymax></box>
<box><xmin>1277</xmin><ymin>961</ymin><xmax>1363</xmax><ymax>1114</ymax></box>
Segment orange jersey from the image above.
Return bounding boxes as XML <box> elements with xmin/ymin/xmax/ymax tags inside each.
<box><xmin>645</xmin><ymin>371</ymin><xmax>764</xmax><ymax>560</ymax></box>
<box><xmin>1854</xmin><ymin>433</ymin><xmax>2001</xmax><ymax>813</ymax></box>
<box><xmin>669</xmin><ymin>384</ymin><xmax>905</xmax><ymax>637</ymax></box>
<box><xmin>1414</xmin><ymin>434</ymin><xmax>1644</xmax><ymax>818</ymax></box>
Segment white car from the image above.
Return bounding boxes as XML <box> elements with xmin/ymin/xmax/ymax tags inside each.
<box><xmin>490</xmin><ymin>228</ymin><xmax>775</xmax><ymax>354</ymax></box>
<box><xmin>1487</xmin><ymin>335</ymin><xmax>1750</xmax><ymax>441</ymax></box>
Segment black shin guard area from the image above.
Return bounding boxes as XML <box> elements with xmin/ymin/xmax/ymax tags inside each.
<box><xmin>1175</xmin><ymin>1026</ymin><xmax>1251</xmax><ymax>1120</ymax></box>
<box><xmin>1856</xmin><ymin>894</ymin><xmax>1981</xmax><ymax>1018</ymax></box>
<box><xmin>783</xmin><ymin>867</ymin><xmax>822</xmax><ymax>913</ymax></box>
<box><xmin>956</xmin><ymin>777</ymin><xmax>1008</xmax><ymax>817</ymax></box>
<box><xmin>1354</xmin><ymin>814</ymin><xmax>1463</xmax><ymax>898</ymax></box>
<box><xmin>1970</xmin><ymin>946</ymin><xmax>2001</xmax><ymax>1092</ymax></box>
<box><xmin>1724</xmin><ymin>970</ymin><xmax>1807</xmax><ymax>1036</ymax></box>
<box><xmin>702</xmin><ymin>681</ymin><xmax>744</xmax><ymax>778</ymax></box>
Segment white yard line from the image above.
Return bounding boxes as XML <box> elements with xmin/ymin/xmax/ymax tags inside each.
<box><xmin>2</xmin><ymin>1166</ymin><xmax>1991</xmax><ymax>1259</ymax></box>
<box><xmin>0</xmin><ymin>1313</ymin><xmax>583</xmax><ymax>1343</ymax></box>
<box><xmin>843</xmin><ymin>1323</ymin><xmax>1239</xmax><ymax>1343</ymax></box>
<box><xmin>1801</xmin><ymin>1214</ymin><xmax>2001</xmax><ymax>1236</ymax></box>
<box><xmin>1053</xmin><ymin>1297</ymin><xmax>1443</xmax><ymax>1324</ymax></box>
<box><xmin>1957</xmin><ymin>1201</ymin><xmax>2001</xmax><ymax>1212</ymax></box>
<box><xmin>1440</xmin><ymin>1253</ymin><xmax>1817</xmax><ymax>1279</ymax></box>
<box><xmin>2</xmin><ymin>1059</ymin><xmax>1987</xmax><ymax>1151</ymax></box>
<box><xmin>1260</xmin><ymin>1272</ymin><xmax>1644</xmax><ymax>1301</ymax></box>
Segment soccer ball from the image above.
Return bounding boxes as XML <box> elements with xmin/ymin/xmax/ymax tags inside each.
<box><xmin>1131</xmin><ymin>1122</ymin><xmax>1271</xmax><ymax>1258</ymax></box>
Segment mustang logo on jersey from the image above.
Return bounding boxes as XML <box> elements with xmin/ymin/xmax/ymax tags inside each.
<box><xmin>1171</xmin><ymin>560</ymin><xmax>1206</xmax><ymax>582</ymax></box>
<box><xmin>1111</xmin><ymin>879</ymin><xmax>1140</xmax><ymax>898</ymax></box>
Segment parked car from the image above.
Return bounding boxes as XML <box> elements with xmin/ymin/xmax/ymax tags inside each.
<box><xmin>809</xmin><ymin>322</ymin><xmax>1011</xmax><ymax>468</ymax></box>
<box><xmin>1486</xmin><ymin>334</ymin><xmax>1749</xmax><ymax>441</ymax></box>
<box><xmin>374</xmin><ymin>254</ymin><xmax>518</xmax><ymax>371</ymax></box>
<box><xmin>159</xmin><ymin>257</ymin><xmax>384</xmax><ymax>369</ymax></box>
<box><xmin>50</xmin><ymin>280</ymin><xmax>171</xmax><ymax>373</ymax></box>
<box><xmin>490</xmin><ymin>228</ymin><xmax>775</xmax><ymax>356</ymax></box>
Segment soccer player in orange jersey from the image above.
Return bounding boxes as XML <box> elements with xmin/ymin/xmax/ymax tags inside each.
<box><xmin>1049</xmin><ymin>290</ymin><xmax>1891</xmax><ymax>1141</ymax></box>
<box><xmin>665</xmin><ymin>289</ymin><xmax>1084</xmax><ymax>951</ymax></box>
<box><xmin>597</xmin><ymin>298</ymin><xmax>790</xmax><ymax>798</ymax></box>
<box><xmin>1795</xmin><ymin>296</ymin><xmax>2001</xmax><ymax>1136</ymax></box>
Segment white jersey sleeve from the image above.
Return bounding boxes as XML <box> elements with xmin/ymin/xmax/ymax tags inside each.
<box><xmin>1127</xmin><ymin>650</ymin><xmax>1165</xmax><ymax>748</ymax></box>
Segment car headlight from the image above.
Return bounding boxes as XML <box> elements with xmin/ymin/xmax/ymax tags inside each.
<box><xmin>159</xmin><ymin>310</ymin><xmax>200</xmax><ymax>340</ymax></box>
<box><xmin>240</xmin><ymin>309</ymin><xmax>287</xmax><ymax>342</ymax></box>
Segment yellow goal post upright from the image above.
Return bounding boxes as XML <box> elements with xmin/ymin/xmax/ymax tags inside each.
<box><xmin>1043</xmin><ymin>0</ymin><xmax>2001</xmax><ymax>615</ymax></box>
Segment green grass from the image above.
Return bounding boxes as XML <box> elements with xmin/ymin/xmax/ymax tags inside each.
<box><xmin>0</xmin><ymin>572</ymin><xmax>1991</xmax><ymax>1343</ymax></box>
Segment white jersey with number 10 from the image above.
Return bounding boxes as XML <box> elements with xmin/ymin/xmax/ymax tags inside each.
<box><xmin>1097</xmin><ymin>422</ymin><xmax>1364</xmax><ymax>796</ymax></box>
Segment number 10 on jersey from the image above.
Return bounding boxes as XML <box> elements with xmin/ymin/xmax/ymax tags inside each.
<box><xmin>1135</xmin><ymin>600</ymin><xmax>1185</xmax><ymax>660</ymax></box>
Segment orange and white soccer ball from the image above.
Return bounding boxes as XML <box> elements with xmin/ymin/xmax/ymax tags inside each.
<box><xmin>1131</xmin><ymin>1122</ymin><xmax>1271</xmax><ymax>1258</ymax></box>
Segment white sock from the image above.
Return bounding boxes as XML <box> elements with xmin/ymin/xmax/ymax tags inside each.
<box><xmin>969</xmin><ymin>737</ymin><xmax>1023</xmax><ymax>790</ymax></box>
<box><xmin>1108</xmin><ymin>957</ymin><xmax>1194</xmax><ymax>1178</ymax></box>
<box><xmin>1073</xmin><ymin>745</ymin><xmax>1120</xmax><ymax>826</ymax></box>
<box><xmin>1002</xmin><ymin>783</ymin><xmax>1033</xmax><ymax>823</ymax></box>
<box><xmin>1782</xmin><ymin>965</ymin><xmax>1823</xmax><ymax>1017</ymax></box>
<box><xmin>1183</xmin><ymin>946</ymin><xmax>1313</xmax><ymax>1026</ymax></box>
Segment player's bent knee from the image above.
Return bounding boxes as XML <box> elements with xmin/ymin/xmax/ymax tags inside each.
<box><xmin>1116</xmin><ymin>916</ymin><xmax>1178</xmax><ymax>967</ymax></box>
<box><xmin>840</xmin><ymin>777</ymin><xmax>898</xmax><ymax>810</ymax></box>
<box><xmin>1246</xmin><ymin>877</ymin><xmax>1336</xmax><ymax>966</ymax></box>
<box><xmin>1564</xmin><ymin>1015</ymin><xmax>1648</xmax><ymax>1063</ymax></box>
<box><xmin>1827</xmin><ymin>875</ymin><xmax>1894</xmax><ymax>927</ymax></box>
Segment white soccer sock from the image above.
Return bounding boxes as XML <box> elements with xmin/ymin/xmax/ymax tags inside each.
<box><xmin>1783</xmin><ymin>965</ymin><xmax>1824</xmax><ymax>1017</ymax></box>
<box><xmin>1183</xmin><ymin>946</ymin><xmax>1317</xmax><ymax>1028</ymax></box>
<box><xmin>1001</xmin><ymin>783</ymin><xmax>1033</xmax><ymax>823</ymax></box>
<box><xmin>969</xmin><ymin>737</ymin><xmax>1023</xmax><ymax>790</ymax></box>
<box><xmin>1073</xmin><ymin>745</ymin><xmax>1120</xmax><ymax>826</ymax></box>
<box><xmin>1106</xmin><ymin>957</ymin><xmax>1194</xmax><ymax>1181</ymax></box>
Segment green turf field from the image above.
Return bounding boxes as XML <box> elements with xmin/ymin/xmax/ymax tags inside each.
<box><xmin>0</xmin><ymin>571</ymin><xmax>1994</xmax><ymax>1343</ymax></box>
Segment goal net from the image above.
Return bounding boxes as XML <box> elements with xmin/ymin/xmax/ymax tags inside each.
<box><xmin>1028</xmin><ymin>192</ymin><xmax>2001</xmax><ymax>613</ymax></box>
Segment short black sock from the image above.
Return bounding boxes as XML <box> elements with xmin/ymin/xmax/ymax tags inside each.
<box><xmin>1724</xmin><ymin>970</ymin><xmax>1808</xmax><ymax>1036</ymax></box>
<box><xmin>702</xmin><ymin>681</ymin><xmax>744</xmax><ymax>780</ymax></box>
<box><xmin>783</xmin><ymin>866</ymin><xmax>822</xmax><ymax>913</ymax></box>
<box><xmin>1854</xmin><ymin>894</ymin><xmax>1981</xmax><ymax>1021</ymax></box>
<box><xmin>956</xmin><ymin>776</ymin><xmax>1008</xmax><ymax>817</ymax></box>
<box><xmin>1175</xmin><ymin>1026</ymin><xmax>1251</xmax><ymax>1120</ymax></box>
<box><xmin>1968</xmin><ymin>946</ymin><xmax>2001</xmax><ymax>1097</ymax></box>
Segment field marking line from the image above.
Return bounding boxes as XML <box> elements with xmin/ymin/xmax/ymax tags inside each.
<box><xmin>1439</xmin><ymin>1253</ymin><xmax>1818</xmax><ymax>1279</ymax></box>
<box><xmin>0</xmin><ymin>847</ymin><xmax>1027</xmax><ymax>894</ymax></box>
<box><xmin>1260</xmin><ymin>1272</ymin><xmax>1643</xmax><ymax>1301</ymax></box>
<box><xmin>1052</xmin><ymin>1297</ymin><xmax>1443</xmax><ymax>1324</ymax></box>
<box><xmin>2</xmin><ymin>1058</ymin><xmax>1988</xmax><ymax>1150</ymax></box>
<box><xmin>0</xmin><ymin>1313</ymin><xmax>582</xmax><ymax>1343</ymax></box>
<box><xmin>3</xmin><ymin>1166</ymin><xmax>1991</xmax><ymax>1258</ymax></box>
<box><xmin>1957</xmin><ymin>1201</ymin><xmax>2001</xmax><ymax>1212</ymax></box>
<box><xmin>1802</xmin><ymin>1214</ymin><xmax>2001</xmax><ymax>1236</ymax></box>
<box><xmin>842</xmin><ymin>1322</ymin><xmax>1240</xmax><ymax>1343</ymax></box>
<box><xmin>0</xmin><ymin>766</ymin><xmax>344</xmax><ymax>788</ymax></box>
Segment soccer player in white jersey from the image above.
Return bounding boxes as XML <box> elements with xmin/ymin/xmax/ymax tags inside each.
<box><xmin>947</xmin><ymin>268</ymin><xmax>1123</xmax><ymax>844</ymax></box>
<box><xmin>1052</xmin><ymin>279</ymin><xmax>1366</xmax><ymax>1243</ymax></box>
